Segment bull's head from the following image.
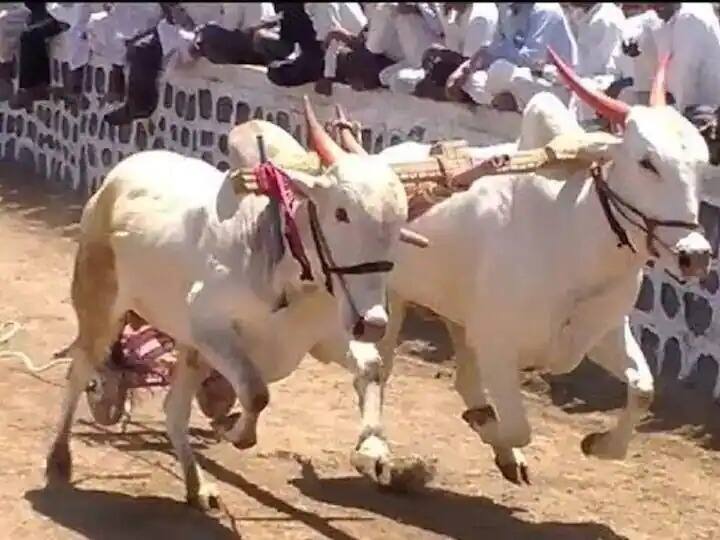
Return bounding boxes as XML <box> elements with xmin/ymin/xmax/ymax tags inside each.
<box><xmin>548</xmin><ymin>47</ymin><xmax>712</xmax><ymax>279</ymax></box>
<box><xmin>287</xmin><ymin>97</ymin><xmax>426</xmax><ymax>342</ymax></box>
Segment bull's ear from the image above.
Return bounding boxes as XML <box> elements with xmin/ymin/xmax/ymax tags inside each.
<box><xmin>284</xmin><ymin>168</ymin><xmax>334</xmax><ymax>201</ymax></box>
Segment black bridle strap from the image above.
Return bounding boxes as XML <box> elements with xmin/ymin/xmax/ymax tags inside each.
<box><xmin>593</xmin><ymin>167</ymin><xmax>637</xmax><ymax>253</ymax></box>
<box><xmin>591</xmin><ymin>165</ymin><xmax>702</xmax><ymax>257</ymax></box>
<box><xmin>306</xmin><ymin>202</ymin><xmax>395</xmax><ymax>327</ymax></box>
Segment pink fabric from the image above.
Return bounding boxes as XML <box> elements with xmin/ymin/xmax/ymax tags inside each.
<box><xmin>254</xmin><ymin>161</ymin><xmax>314</xmax><ymax>281</ymax></box>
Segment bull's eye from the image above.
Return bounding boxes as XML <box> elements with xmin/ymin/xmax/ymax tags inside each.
<box><xmin>639</xmin><ymin>157</ymin><xmax>658</xmax><ymax>174</ymax></box>
<box><xmin>335</xmin><ymin>208</ymin><xmax>349</xmax><ymax>223</ymax></box>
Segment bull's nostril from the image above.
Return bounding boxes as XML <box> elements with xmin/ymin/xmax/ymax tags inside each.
<box><xmin>678</xmin><ymin>252</ymin><xmax>691</xmax><ymax>268</ymax></box>
<box><xmin>352</xmin><ymin>320</ymin><xmax>365</xmax><ymax>338</ymax></box>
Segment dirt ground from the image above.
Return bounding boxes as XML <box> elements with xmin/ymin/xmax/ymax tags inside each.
<box><xmin>1</xmin><ymin>162</ymin><xmax>720</xmax><ymax>540</ymax></box>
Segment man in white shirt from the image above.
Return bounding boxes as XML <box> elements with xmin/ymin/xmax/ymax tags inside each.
<box><xmin>305</xmin><ymin>2</ymin><xmax>367</xmax><ymax>95</ymax></box>
<box><xmin>651</xmin><ymin>3</ymin><xmax>720</xmax><ymax>111</ymax></box>
<box><xmin>374</xmin><ymin>3</ymin><xmax>444</xmax><ymax>95</ymax></box>
<box><xmin>414</xmin><ymin>2</ymin><xmax>499</xmax><ymax>101</ymax></box>
<box><xmin>449</xmin><ymin>2</ymin><xmax>578</xmax><ymax>111</ymax></box>
<box><xmin>86</xmin><ymin>3</ymin><xmax>164</xmax><ymax>103</ymax></box>
<box><xmin>191</xmin><ymin>3</ymin><xmax>277</xmax><ymax>65</ymax></box>
<box><xmin>564</xmin><ymin>2</ymin><xmax>626</xmax><ymax>121</ymax></box>
<box><xmin>10</xmin><ymin>3</ymin><xmax>72</xmax><ymax>110</ymax></box>
<box><xmin>0</xmin><ymin>2</ymin><xmax>30</xmax><ymax>87</ymax></box>
<box><xmin>607</xmin><ymin>8</ymin><xmax>663</xmax><ymax>106</ymax></box>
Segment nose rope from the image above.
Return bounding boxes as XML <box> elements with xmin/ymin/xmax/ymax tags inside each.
<box><xmin>307</xmin><ymin>202</ymin><xmax>394</xmax><ymax>327</ymax></box>
<box><xmin>591</xmin><ymin>164</ymin><xmax>703</xmax><ymax>259</ymax></box>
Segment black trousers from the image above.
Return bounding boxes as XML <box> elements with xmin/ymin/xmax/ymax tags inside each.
<box><xmin>195</xmin><ymin>24</ymin><xmax>266</xmax><ymax>65</ymax></box>
<box><xmin>18</xmin><ymin>15</ymin><xmax>68</xmax><ymax>90</ymax></box>
<box><xmin>124</xmin><ymin>29</ymin><xmax>163</xmax><ymax>114</ymax></box>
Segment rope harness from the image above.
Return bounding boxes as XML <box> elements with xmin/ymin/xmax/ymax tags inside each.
<box><xmin>591</xmin><ymin>164</ymin><xmax>703</xmax><ymax>258</ymax></box>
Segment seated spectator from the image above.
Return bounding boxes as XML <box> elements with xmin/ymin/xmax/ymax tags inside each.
<box><xmin>190</xmin><ymin>3</ymin><xmax>278</xmax><ymax>65</ymax></box>
<box><xmin>266</xmin><ymin>3</ymin><xmax>324</xmax><ymax>87</ymax></box>
<box><xmin>305</xmin><ymin>2</ymin><xmax>367</xmax><ymax>95</ymax></box>
<box><xmin>564</xmin><ymin>2</ymin><xmax>625</xmax><ymax>120</ymax></box>
<box><xmin>415</xmin><ymin>2</ymin><xmax>498</xmax><ymax>101</ymax></box>
<box><xmin>52</xmin><ymin>3</ymin><xmax>105</xmax><ymax>103</ymax></box>
<box><xmin>86</xmin><ymin>3</ymin><xmax>164</xmax><ymax>104</ymax></box>
<box><xmin>608</xmin><ymin>7</ymin><xmax>662</xmax><ymax>104</ymax></box>
<box><xmin>373</xmin><ymin>3</ymin><xmax>444</xmax><ymax>95</ymax></box>
<box><xmin>9</xmin><ymin>2</ymin><xmax>72</xmax><ymax>110</ymax></box>
<box><xmin>0</xmin><ymin>2</ymin><xmax>30</xmax><ymax>88</ymax></box>
<box><xmin>106</xmin><ymin>3</ymin><xmax>273</xmax><ymax>125</ymax></box>
<box><xmin>447</xmin><ymin>2</ymin><xmax>578</xmax><ymax>112</ymax></box>
<box><xmin>103</xmin><ymin>2</ymin><xmax>176</xmax><ymax>125</ymax></box>
<box><xmin>650</xmin><ymin>2</ymin><xmax>720</xmax><ymax>111</ymax></box>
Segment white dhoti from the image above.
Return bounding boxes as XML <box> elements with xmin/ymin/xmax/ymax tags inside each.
<box><xmin>378</xmin><ymin>63</ymin><xmax>426</xmax><ymax>95</ymax></box>
<box><xmin>87</xmin><ymin>11</ymin><xmax>127</xmax><ymax>66</ymax></box>
<box><xmin>463</xmin><ymin>59</ymin><xmax>569</xmax><ymax>110</ymax></box>
<box><xmin>0</xmin><ymin>5</ymin><xmax>29</xmax><ymax>63</ymax></box>
<box><xmin>157</xmin><ymin>19</ymin><xmax>196</xmax><ymax>69</ymax></box>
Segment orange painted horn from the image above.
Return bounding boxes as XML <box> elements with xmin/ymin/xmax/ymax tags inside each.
<box><xmin>649</xmin><ymin>52</ymin><xmax>671</xmax><ymax>107</ymax></box>
<box><xmin>547</xmin><ymin>46</ymin><xmax>630</xmax><ymax>126</ymax></box>
<box><xmin>334</xmin><ymin>104</ymin><xmax>368</xmax><ymax>155</ymax></box>
<box><xmin>303</xmin><ymin>95</ymin><xmax>346</xmax><ymax>166</ymax></box>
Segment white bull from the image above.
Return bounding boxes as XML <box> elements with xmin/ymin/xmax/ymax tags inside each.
<box><xmin>377</xmin><ymin>90</ymin><xmax>584</xmax><ymax>166</ymax></box>
<box><xmin>337</xmin><ymin>49</ymin><xmax>713</xmax><ymax>484</ymax></box>
<box><xmin>45</xmin><ymin>97</ymin><xmax>429</xmax><ymax>508</ymax></box>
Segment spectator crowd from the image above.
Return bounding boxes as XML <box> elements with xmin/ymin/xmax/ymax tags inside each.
<box><xmin>0</xmin><ymin>2</ymin><xmax>718</xmax><ymax>151</ymax></box>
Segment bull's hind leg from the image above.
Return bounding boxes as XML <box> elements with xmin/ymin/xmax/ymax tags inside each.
<box><xmin>450</xmin><ymin>323</ymin><xmax>530</xmax><ymax>485</ymax></box>
<box><xmin>46</xmin><ymin>241</ymin><xmax>124</xmax><ymax>484</ymax></box>
<box><xmin>582</xmin><ymin>318</ymin><xmax>654</xmax><ymax>459</ymax></box>
<box><xmin>163</xmin><ymin>348</ymin><xmax>220</xmax><ymax>510</ymax></box>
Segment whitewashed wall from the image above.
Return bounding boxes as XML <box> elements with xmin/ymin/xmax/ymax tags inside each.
<box><xmin>1</xmin><ymin>55</ymin><xmax>719</xmax><ymax>399</ymax></box>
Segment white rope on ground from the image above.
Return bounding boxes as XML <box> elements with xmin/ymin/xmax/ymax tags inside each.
<box><xmin>0</xmin><ymin>321</ymin><xmax>72</xmax><ymax>373</ymax></box>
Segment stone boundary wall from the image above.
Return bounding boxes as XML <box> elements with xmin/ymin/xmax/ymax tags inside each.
<box><xmin>1</xmin><ymin>53</ymin><xmax>720</xmax><ymax>400</ymax></box>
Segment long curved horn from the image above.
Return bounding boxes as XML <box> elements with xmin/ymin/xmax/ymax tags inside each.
<box><xmin>547</xmin><ymin>46</ymin><xmax>630</xmax><ymax>126</ymax></box>
<box><xmin>334</xmin><ymin>104</ymin><xmax>368</xmax><ymax>155</ymax></box>
<box><xmin>649</xmin><ymin>52</ymin><xmax>671</xmax><ymax>107</ymax></box>
<box><xmin>303</xmin><ymin>95</ymin><xmax>346</xmax><ymax>167</ymax></box>
<box><xmin>400</xmin><ymin>228</ymin><xmax>430</xmax><ymax>248</ymax></box>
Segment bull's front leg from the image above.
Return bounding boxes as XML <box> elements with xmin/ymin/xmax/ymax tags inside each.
<box><xmin>449</xmin><ymin>323</ymin><xmax>530</xmax><ymax>485</ymax></box>
<box><xmin>311</xmin><ymin>300</ymin><xmax>434</xmax><ymax>491</ymax></box>
<box><xmin>163</xmin><ymin>347</ymin><xmax>220</xmax><ymax>510</ymax></box>
<box><xmin>582</xmin><ymin>318</ymin><xmax>654</xmax><ymax>459</ymax></box>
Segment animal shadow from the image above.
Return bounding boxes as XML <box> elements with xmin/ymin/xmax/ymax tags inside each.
<box><xmin>25</xmin><ymin>486</ymin><xmax>238</xmax><ymax>540</ymax></box>
<box><xmin>289</xmin><ymin>460</ymin><xmax>629</xmax><ymax>540</ymax></box>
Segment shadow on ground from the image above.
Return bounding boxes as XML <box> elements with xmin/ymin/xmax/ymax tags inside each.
<box><xmin>71</xmin><ymin>424</ymin><xmax>627</xmax><ymax>540</ymax></box>
<box><xmin>25</xmin><ymin>486</ymin><xmax>239</xmax><ymax>540</ymax></box>
<box><xmin>288</xmin><ymin>459</ymin><xmax>628</xmax><ymax>540</ymax></box>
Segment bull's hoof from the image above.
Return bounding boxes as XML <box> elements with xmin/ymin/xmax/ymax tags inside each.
<box><xmin>381</xmin><ymin>455</ymin><xmax>436</xmax><ymax>493</ymax></box>
<box><xmin>494</xmin><ymin>454</ymin><xmax>530</xmax><ymax>486</ymax></box>
<box><xmin>211</xmin><ymin>412</ymin><xmax>257</xmax><ymax>450</ymax></box>
<box><xmin>581</xmin><ymin>431</ymin><xmax>626</xmax><ymax>460</ymax></box>
<box><xmin>187</xmin><ymin>483</ymin><xmax>222</xmax><ymax>512</ymax></box>
<box><xmin>45</xmin><ymin>443</ymin><xmax>72</xmax><ymax>485</ymax></box>
<box><xmin>351</xmin><ymin>436</ymin><xmax>435</xmax><ymax>493</ymax></box>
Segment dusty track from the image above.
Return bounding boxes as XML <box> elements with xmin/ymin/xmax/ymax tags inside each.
<box><xmin>1</xmin><ymin>163</ymin><xmax>719</xmax><ymax>540</ymax></box>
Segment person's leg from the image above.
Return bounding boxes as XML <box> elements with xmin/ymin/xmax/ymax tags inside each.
<box><xmin>196</xmin><ymin>25</ymin><xmax>264</xmax><ymax>65</ymax></box>
<box><xmin>104</xmin><ymin>30</ymin><xmax>162</xmax><ymax>125</ymax></box>
<box><xmin>252</xmin><ymin>27</ymin><xmax>293</xmax><ymax>64</ymax></box>
<box><xmin>18</xmin><ymin>17</ymin><xmax>67</xmax><ymax>90</ymax></box>
<box><xmin>267</xmin><ymin>45</ymin><xmax>324</xmax><ymax>87</ymax></box>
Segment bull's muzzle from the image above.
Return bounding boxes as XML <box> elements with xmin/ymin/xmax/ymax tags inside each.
<box><xmin>678</xmin><ymin>247</ymin><xmax>711</xmax><ymax>279</ymax></box>
<box><xmin>352</xmin><ymin>305</ymin><xmax>388</xmax><ymax>343</ymax></box>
